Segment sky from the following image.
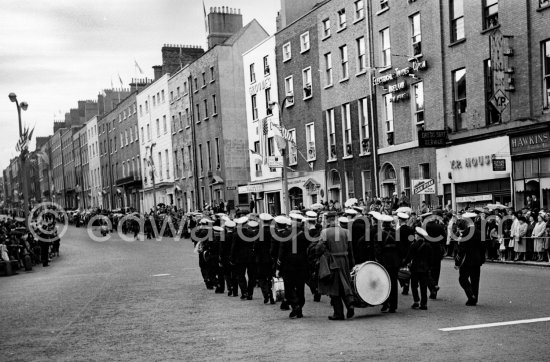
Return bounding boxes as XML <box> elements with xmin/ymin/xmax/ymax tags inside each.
<box><xmin>0</xmin><ymin>0</ymin><xmax>280</xmax><ymax>171</ymax></box>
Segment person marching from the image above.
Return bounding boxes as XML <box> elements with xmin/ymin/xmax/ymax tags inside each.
<box><xmin>396</xmin><ymin>212</ymin><xmax>414</xmax><ymax>295</ymax></box>
<box><xmin>193</xmin><ymin>218</ymin><xmax>214</xmax><ymax>289</ymax></box>
<box><xmin>425</xmin><ymin>212</ymin><xmax>447</xmax><ymax>299</ymax></box>
<box><xmin>317</xmin><ymin>211</ymin><xmax>355</xmax><ymax>321</ymax></box>
<box><xmin>256</xmin><ymin>213</ymin><xmax>276</xmax><ymax>304</ymax></box>
<box><xmin>207</xmin><ymin>225</ymin><xmax>225</xmax><ymax>293</ymax></box>
<box><xmin>219</xmin><ymin>220</ymin><xmax>238</xmax><ymax>296</ymax></box>
<box><xmin>231</xmin><ymin>217</ymin><xmax>257</xmax><ymax>300</ymax></box>
<box><xmin>374</xmin><ymin>214</ymin><xmax>400</xmax><ymax>313</ymax></box>
<box><xmin>455</xmin><ymin>213</ymin><xmax>486</xmax><ymax>306</ymax></box>
<box><xmin>272</xmin><ymin>216</ymin><xmax>292</xmax><ymax>310</ymax></box>
<box><xmin>304</xmin><ymin>211</ymin><xmax>322</xmax><ymax>302</ymax></box>
<box><xmin>277</xmin><ymin>213</ymin><xmax>309</xmax><ymax>318</ymax></box>
<box><xmin>404</xmin><ymin>227</ymin><xmax>433</xmax><ymax>310</ymax></box>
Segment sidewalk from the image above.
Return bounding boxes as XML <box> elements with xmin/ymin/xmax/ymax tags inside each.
<box><xmin>444</xmin><ymin>256</ymin><xmax>550</xmax><ymax>268</ymax></box>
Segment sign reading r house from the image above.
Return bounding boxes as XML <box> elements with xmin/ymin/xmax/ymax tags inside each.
<box><xmin>510</xmin><ymin>131</ymin><xmax>550</xmax><ymax>156</ymax></box>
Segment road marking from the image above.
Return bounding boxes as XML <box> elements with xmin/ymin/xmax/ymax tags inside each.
<box><xmin>152</xmin><ymin>273</ymin><xmax>171</xmax><ymax>277</ymax></box>
<box><xmin>440</xmin><ymin>317</ymin><xmax>550</xmax><ymax>332</ymax></box>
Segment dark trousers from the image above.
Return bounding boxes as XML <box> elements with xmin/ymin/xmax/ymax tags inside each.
<box><xmin>411</xmin><ymin>271</ymin><xmax>429</xmax><ymax>307</ymax></box>
<box><xmin>236</xmin><ymin>262</ymin><xmax>256</xmax><ymax>296</ymax></box>
<box><xmin>330</xmin><ymin>283</ymin><xmax>354</xmax><ymax>318</ymax></box>
<box><xmin>207</xmin><ymin>258</ymin><xmax>224</xmax><ymax>291</ymax></box>
<box><xmin>459</xmin><ymin>265</ymin><xmax>481</xmax><ymax>301</ymax></box>
<box><xmin>383</xmin><ymin>267</ymin><xmax>399</xmax><ymax>311</ymax></box>
<box><xmin>198</xmin><ymin>252</ymin><xmax>210</xmax><ymax>286</ymax></box>
<box><xmin>40</xmin><ymin>242</ymin><xmax>50</xmax><ymax>266</ymax></box>
<box><xmin>283</xmin><ymin>271</ymin><xmax>307</xmax><ymax>310</ymax></box>
<box><xmin>221</xmin><ymin>260</ymin><xmax>235</xmax><ymax>293</ymax></box>
<box><xmin>428</xmin><ymin>261</ymin><xmax>441</xmax><ymax>292</ymax></box>
<box><xmin>256</xmin><ymin>262</ymin><xmax>273</xmax><ymax>299</ymax></box>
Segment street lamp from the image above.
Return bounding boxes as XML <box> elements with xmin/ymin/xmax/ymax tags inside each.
<box><xmin>146</xmin><ymin>142</ymin><xmax>157</xmax><ymax>212</ymax></box>
<box><xmin>268</xmin><ymin>97</ymin><xmax>291</xmax><ymax>215</ymax></box>
<box><xmin>9</xmin><ymin>92</ymin><xmax>30</xmax><ymax>223</ymax></box>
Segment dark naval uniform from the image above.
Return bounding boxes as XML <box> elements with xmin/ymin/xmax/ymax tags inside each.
<box><xmin>256</xmin><ymin>224</ymin><xmax>275</xmax><ymax>303</ymax></box>
<box><xmin>231</xmin><ymin>224</ymin><xmax>257</xmax><ymax>299</ymax></box>
<box><xmin>456</xmin><ymin>223</ymin><xmax>485</xmax><ymax>306</ymax></box>
<box><xmin>375</xmin><ymin>222</ymin><xmax>400</xmax><ymax>313</ymax></box>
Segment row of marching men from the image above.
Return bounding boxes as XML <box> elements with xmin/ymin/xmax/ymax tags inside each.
<box><xmin>190</xmin><ymin>207</ymin><xmax>484</xmax><ymax>320</ymax></box>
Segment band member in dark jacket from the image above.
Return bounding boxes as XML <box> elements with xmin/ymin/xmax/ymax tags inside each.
<box><xmin>405</xmin><ymin>227</ymin><xmax>434</xmax><ymax>310</ymax></box>
<box><xmin>272</xmin><ymin>216</ymin><xmax>292</xmax><ymax>310</ymax></box>
<box><xmin>219</xmin><ymin>220</ymin><xmax>237</xmax><ymax>296</ymax></box>
<box><xmin>277</xmin><ymin>215</ymin><xmax>309</xmax><ymax>318</ymax></box>
<box><xmin>375</xmin><ymin>214</ymin><xmax>400</xmax><ymax>313</ymax></box>
<box><xmin>396</xmin><ymin>212</ymin><xmax>414</xmax><ymax>295</ymax></box>
<box><xmin>206</xmin><ymin>226</ymin><xmax>225</xmax><ymax>293</ymax></box>
<box><xmin>193</xmin><ymin>218</ymin><xmax>214</xmax><ymax>289</ymax></box>
<box><xmin>231</xmin><ymin>217</ymin><xmax>257</xmax><ymax>300</ymax></box>
<box><xmin>257</xmin><ymin>213</ymin><xmax>275</xmax><ymax>304</ymax></box>
<box><xmin>305</xmin><ymin>211</ymin><xmax>322</xmax><ymax>302</ymax></box>
<box><xmin>455</xmin><ymin>216</ymin><xmax>485</xmax><ymax>306</ymax></box>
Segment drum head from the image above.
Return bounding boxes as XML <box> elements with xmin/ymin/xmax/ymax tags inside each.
<box><xmin>353</xmin><ymin>261</ymin><xmax>391</xmax><ymax>306</ymax></box>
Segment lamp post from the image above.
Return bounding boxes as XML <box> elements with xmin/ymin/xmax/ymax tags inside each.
<box><xmin>269</xmin><ymin>97</ymin><xmax>291</xmax><ymax>215</ymax></box>
<box><xmin>146</xmin><ymin>143</ymin><xmax>157</xmax><ymax>212</ymax></box>
<box><xmin>8</xmin><ymin>92</ymin><xmax>30</xmax><ymax>222</ymax></box>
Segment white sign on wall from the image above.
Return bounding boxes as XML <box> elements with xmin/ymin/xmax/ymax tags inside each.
<box><xmin>412</xmin><ymin>179</ymin><xmax>436</xmax><ymax>194</ymax></box>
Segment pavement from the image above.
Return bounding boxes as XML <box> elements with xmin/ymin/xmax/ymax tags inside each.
<box><xmin>1</xmin><ymin>225</ymin><xmax>550</xmax><ymax>361</ymax></box>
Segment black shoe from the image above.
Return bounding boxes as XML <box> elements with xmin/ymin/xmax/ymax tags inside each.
<box><xmin>289</xmin><ymin>310</ymin><xmax>298</xmax><ymax>319</ymax></box>
<box><xmin>296</xmin><ymin>309</ymin><xmax>303</xmax><ymax>318</ymax></box>
<box><xmin>264</xmin><ymin>297</ymin><xmax>269</xmax><ymax>304</ymax></box>
<box><xmin>228</xmin><ymin>291</ymin><xmax>233</xmax><ymax>297</ymax></box>
<box><xmin>240</xmin><ymin>294</ymin><xmax>248</xmax><ymax>300</ymax></box>
<box><xmin>328</xmin><ymin>315</ymin><xmax>345</xmax><ymax>321</ymax></box>
<box><xmin>215</xmin><ymin>288</ymin><xmax>224</xmax><ymax>294</ymax></box>
<box><xmin>269</xmin><ymin>297</ymin><xmax>276</xmax><ymax>305</ymax></box>
<box><xmin>232</xmin><ymin>291</ymin><xmax>239</xmax><ymax>297</ymax></box>
<box><xmin>419</xmin><ymin>305</ymin><xmax>428</xmax><ymax>310</ymax></box>
<box><xmin>313</xmin><ymin>294</ymin><xmax>321</xmax><ymax>302</ymax></box>
<box><xmin>381</xmin><ymin>305</ymin><xmax>389</xmax><ymax>313</ymax></box>
<box><xmin>280</xmin><ymin>302</ymin><xmax>290</xmax><ymax>310</ymax></box>
<box><xmin>402</xmin><ymin>290</ymin><xmax>409</xmax><ymax>295</ymax></box>
<box><xmin>465</xmin><ymin>300</ymin><xmax>477</xmax><ymax>306</ymax></box>
<box><xmin>388</xmin><ymin>309</ymin><xmax>396</xmax><ymax>313</ymax></box>
<box><xmin>429</xmin><ymin>292</ymin><xmax>437</xmax><ymax>300</ymax></box>
<box><xmin>346</xmin><ymin>307</ymin><xmax>355</xmax><ymax>319</ymax></box>
<box><xmin>246</xmin><ymin>295</ymin><xmax>253</xmax><ymax>300</ymax></box>
<box><xmin>411</xmin><ymin>303</ymin><xmax>419</xmax><ymax>309</ymax></box>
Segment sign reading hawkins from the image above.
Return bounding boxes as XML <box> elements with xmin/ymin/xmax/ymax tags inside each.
<box><xmin>510</xmin><ymin>131</ymin><xmax>550</xmax><ymax>155</ymax></box>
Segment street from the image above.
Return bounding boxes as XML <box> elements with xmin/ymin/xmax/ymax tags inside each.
<box><xmin>1</xmin><ymin>225</ymin><xmax>549</xmax><ymax>361</ymax></box>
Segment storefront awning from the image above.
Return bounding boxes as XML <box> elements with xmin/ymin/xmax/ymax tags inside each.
<box><xmin>211</xmin><ymin>176</ymin><xmax>224</xmax><ymax>185</ymax></box>
<box><xmin>514</xmin><ymin>180</ymin><xmax>524</xmax><ymax>193</ymax></box>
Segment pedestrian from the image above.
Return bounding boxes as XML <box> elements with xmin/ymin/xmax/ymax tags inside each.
<box><xmin>455</xmin><ymin>215</ymin><xmax>485</xmax><ymax>306</ymax></box>
<box><xmin>514</xmin><ymin>216</ymin><xmax>528</xmax><ymax>261</ymax></box>
<box><xmin>405</xmin><ymin>227</ymin><xmax>433</xmax><ymax>310</ymax></box>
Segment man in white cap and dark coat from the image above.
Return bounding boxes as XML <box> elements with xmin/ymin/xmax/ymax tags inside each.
<box><xmin>374</xmin><ymin>214</ymin><xmax>400</xmax><ymax>313</ymax></box>
<box><xmin>273</xmin><ymin>216</ymin><xmax>292</xmax><ymax>310</ymax></box>
<box><xmin>404</xmin><ymin>227</ymin><xmax>433</xmax><ymax>310</ymax></box>
<box><xmin>396</xmin><ymin>212</ymin><xmax>414</xmax><ymax>295</ymax></box>
<box><xmin>230</xmin><ymin>217</ymin><xmax>256</xmax><ymax>300</ymax></box>
<box><xmin>304</xmin><ymin>211</ymin><xmax>322</xmax><ymax>302</ymax></box>
<box><xmin>347</xmin><ymin>208</ymin><xmax>369</xmax><ymax>266</ymax></box>
<box><xmin>256</xmin><ymin>213</ymin><xmax>276</xmax><ymax>304</ymax></box>
<box><xmin>219</xmin><ymin>220</ymin><xmax>238</xmax><ymax>296</ymax></box>
<box><xmin>206</xmin><ymin>226</ymin><xmax>225</xmax><ymax>293</ymax></box>
<box><xmin>194</xmin><ymin>218</ymin><xmax>214</xmax><ymax>289</ymax></box>
<box><xmin>455</xmin><ymin>216</ymin><xmax>485</xmax><ymax>306</ymax></box>
<box><xmin>317</xmin><ymin>211</ymin><xmax>355</xmax><ymax>320</ymax></box>
<box><xmin>425</xmin><ymin>212</ymin><xmax>447</xmax><ymax>299</ymax></box>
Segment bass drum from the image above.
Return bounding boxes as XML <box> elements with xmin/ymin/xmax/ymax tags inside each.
<box><xmin>350</xmin><ymin>261</ymin><xmax>391</xmax><ymax>306</ymax></box>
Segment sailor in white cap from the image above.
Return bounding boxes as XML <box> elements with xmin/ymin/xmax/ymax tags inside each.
<box><xmin>206</xmin><ymin>226</ymin><xmax>225</xmax><ymax>294</ymax></box>
<box><xmin>220</xmin><ymin>220</ymin><xmax>238</xmax><ymax>296</ymax></box>
<box><xmin>338</xmin><ymin>216</ymin><xmax>350</xmax><ymax>229</ymax></box>
<box><xmin>396</xmin><ymin>211</ymin><xmax>414</xmax><ymax>295</ymax></box>
<box><xmin>256</xmin><ymin>213</ymin><xmax>276</xmax><ymax>304</ymax></box>
<box><xmin>193</xmin><ymin>216</ymin><xmax>214</xmax><ymax>290</ymax></box>
<box><xmin>375</xmin><ymin>213</ymin><xmax>400</xmax><ymax>314</ymax></box>
<box><xmin>273</xmin><ymin>215</ymin><xmax>292</xmax><ymax>310</ymax></box>
<box><xmin>230</xmin><ymin>215</ymin><xmax>256</xmax><ymax>300</ymax></box>
<box><xmin>402</xmin><ymin>227</ymin><xmax>432</xmax><ymax>310</ymax></box>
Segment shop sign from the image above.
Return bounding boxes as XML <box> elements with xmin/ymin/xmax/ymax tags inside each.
<box><xmin>249</xmin><ymin>77</ymin><xmax>271</xmax><ymax>96</ymax></box>
<box><xmin>238</xmin><ymin>184</ymin><xmax>264</xmax><ymax>193</ymax></box>
<box><xmin>450</xmin><ymin>154</ymin><xmax>496</xmax><ymax>170</ymax></box>
<box><xmin>267</xmin><ymin>156</ymin><xmax>283</xmax><ymax>168</ymax></box>
<box><xmin>412</xmin><ymin>179</ymin><xmax>435</xmax><ymax>194</ymax></box>
<box><xmin>492</xmin><ymin>159</ymin><xmax>506</xmax><ymax>171</ymax></box>
<box><xmin>510</xmin><ymin>131</ymin><xmax>550</xmax><ymax>155</ymax></box>
<box><xmin>418</xmin><ymin>130</ymin><xmax>447</xmax><ymax>147</ymax></box>
<box><xmin>456</xmin><ymin>194</ymin><xmax>492</xmax><ymax>203</ymax></box>
<box><xmin>226</xmin><ymin>186</ymin><xmax>236</xmax><ymax>191</ymax></box>
<box><xmin>489</xmin><ymin>89</ymin><xmax>509</xmax><ymax>114</ymax></box>
<box><xmin>372</xmin><ymin>62</ymin><xmax>427</xmax><ymax>86</ymax></box>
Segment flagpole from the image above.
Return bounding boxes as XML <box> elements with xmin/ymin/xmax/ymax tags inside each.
<box><xmin>269</xmin><ymin>97</ymin><xmax>290</xmax><ymax>214</ymax></box>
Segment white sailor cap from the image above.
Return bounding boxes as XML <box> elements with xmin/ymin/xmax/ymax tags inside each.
<box><xmin>221</xmin><ymin>215</ymin><xmax>231</xmax><ymax>222</ymax></box>
<box><xmin>224</xmin><ymin>220</ymin><xmax>236</xmax><ymax>228</ymax></box>
<box><xmin>344</xmin><ymin>209</ymin><xmax>358</xmax><ymax>216</ymax></box>
<box><xmin>368</xmin><ymin>211</ymin><xmax>381</xmax><ymax>218</ymax></box>
<box><xmin>259</xmin><ymin>213</ymin><xmax>273</xmax><ymax>222</ymax></box>
<box><xmin>274</xmin><ymin>215</ymin><xmax>291</xmax><ymax>225</ymax></box>
<box><xmin>213</xmin><ymin>226</ymin><xmax>224</xmax><ymax>233</ymax></box>
<box><xmin>379</xmin><ymin>214</ymin><xmax>394</xmax><ymax>223</ymax></box>
<box><xmin>235</xmin><ymin>217</ymin><xmax>249</xmax><ymax>225</ymax></box>
<box><xmin>420</xmin><ymin>212</ymin><xmax>433</xmax><ymax>219</ymax></box>
<box><xmin>461</xmin><ymin>212</ymin><xmax>478</xmax><ymax>219</ymax></box>
<box><xmin>289</xmin><ymin>213</ymin><xmax>304</xmax><ymax>222</ymax></box>
<box><xmin>397</xmin><ymin>212</ymin><xmax>409</xmax><ymax>220</ymax></box>
<box><xmin>247</xmin><ymin>220</ymin><xmax>259</xmax><ymax>228</ymax></box>
<box><xmin>338</xmin><ymin>216</ymin><xmax>350</xmax><ymax>224</ymax></box>
<box><xmin>200</xmin><ymin>218</ymin><xmax>213</xmax><ymax>225</ymax></box>
<box><xmin>415</xmin><ymin>227</ymin><xmax>429</xmax><ymax>238</ymax></box>
<box><xmin>305</xmin><ymin>210</ymin><xmax>318</xmax><ymax>218</ymax></box>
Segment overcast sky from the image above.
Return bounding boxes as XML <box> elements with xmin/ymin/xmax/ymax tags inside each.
<box><xmin>0</xmin><ymin>0</ymin><xmax>280</xmax><ymax>171</ymax></box>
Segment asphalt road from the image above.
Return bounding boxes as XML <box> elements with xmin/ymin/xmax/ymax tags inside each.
<box><xmin>1</xmin><ymin>225</ymin><xmax>550</xmax><ymax>361</ymax></box>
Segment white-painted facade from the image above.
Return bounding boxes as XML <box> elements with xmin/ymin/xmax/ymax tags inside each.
<box><xmin>86</xmin><ymin>116</ymin><xmax>102</xmax><ymax>208</ymax></box>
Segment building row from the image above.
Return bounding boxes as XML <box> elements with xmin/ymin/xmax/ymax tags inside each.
<box><xmin>3</xmin><ymin>0</ymin><xmax>550</xmax><ymax>213</ymax></box>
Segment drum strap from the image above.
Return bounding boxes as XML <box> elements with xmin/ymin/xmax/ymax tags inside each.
<box><xmin>332</xmin><ymin>252</ymin><xmax>348</xmax><ymax>256</ymax></box>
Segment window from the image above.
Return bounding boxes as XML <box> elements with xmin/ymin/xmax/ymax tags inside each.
<box><xmin>139</xmin><ymin>104</ymin><xmax>143</xmax><ymax>116</ymax></box>
<box><xmin>453</xmin><ymin>68</ymin><xmax>467</xmax><ymax>130</ymax></box>
<box><xmin>300</xmin><ymin>32</ymin><xmax>310</xmax><ymax>52</ymax></box>
<box><xmin>177</xmin><ymin>86</ymin><xmax>181</xmax><ymax>97</ymax></box>
<box><xmin>147</xmin><ymin>124</ymin><xmax>151</xmax><ymax>141</ymax></box>
<box><xmin>185</xmin><ymin>108</ymin><xmax>190</xmax><ymax>126</ymax></box>
<box><xmin>141</xmin><ymin>127</ymin><xmax>144</xmax><ymax>144</ymax></box>
<box><xmin>250</xmin><ymin>63</ymin><xmax>256</xmax><ymax>83</ymax></box>
<box><xmin>543</xmin><ymin>40</ymin><xmax>550</xmax><ymax>109</ymax></box>
<box><xmin>419</xmin><ymin>163</ymin><xmax>431</xmax><ymax>204</ymax></box>
<box><xmin>267</xmin><ymin>137</ymin><xmax>275</xmax><ymax>156</ymax></box>
<box><xmin>163</xmin><ymin>115</ymin><xmax>167</xmax><ymax>134</ymax></box>
<box><xmin>174</xmin><ymin>150</ymin><xmax>179</xmax><ymax>178</ymax></box>
<box><xmin>380</xmin><ymin>0</ymin><xmax>389</xmax><ymax>11</ymax></box>
<box><xmin>210</xmin><ymin>67</ymin><xmax>215</xmax><ymax>82</ymax></box>
<box><xmin>380</xmin><ymin>28</ymin><xmax>391</xmax><ymax>67</ymax></box>
<box><xmin>302</xmin><ymin>67</ymin><xmax>312</xmax><ymax>99</ymax></box>
<box><xmin>161</xmin><ymin>90</ymin><xmax>165</xmax><ymax>102</ymax></box>
<box><xmin>288</xmin><ymin>129</ymin><xmax>298</xmax><ymax>166</ymax></box>
<box><xmin>194</xmin><ymin>78</ymin><xmax>198</xmax><ymax>90</ymax></box>
<box><xmin>170</xmin><ymin>91</ymin><xmax>173</xmax><ymax>102</ymax></box>
<box><xmin>156</xmin><ymin>119</ymin><xmax>160</xmax><ymax>137</ymax></box>
<box><xmin>251</xmin><ymin>95</ymin><xmax>258</xmax><ymax>120</ymax></box>
<box><xmin>357</xmin><ymin>37</ymin><xmax>366</xmax><ymax>73</ymax></box>
<box><xmin>178</xmin><ymin>111</ymin><xmax>183</xmax><ymax>129</ymax></box>
<box><xmin>326</xmin><ymin>109</ymin><xmax>336</xmax><ymax>160</ymax></box>
<box><xmin>253</xmin><ymin>141</ymin><xmax>261</xmax><ymax>173</ymax></box>
<box><xmin>202</xmin><ymin>72</ymin><xmax>206</xmax><ymax>86</ymax></box>
<box><xmin>413</xmin><ymin>81</ymin><xmax>425</xmax><ymax>124</ymax></box>
<box><xmin>450</xmin><ymin>0</ymin><xmax>465</xmax><ymax>42</ymax></box>
<box><xmin>198</xmin><ymin>144</ymin><xmax>203</xmax><ymax>174</ymax></box>
<box><xmin>152</xmin><ymin>95</ymin><xmax>156</xmax><ymax>106</ymax></box>
<box><xmin>207</xmin><ymin>141</ymin><xmax>212</xmax><ymax>171</ymax></box>
<box><xmin>342</xmin><ymin>103</ymin><xmax>352</xmax><ymax>157</ymax></box>
<box><xmin>215</xmin><ymin>138</ymin><xmax>220</xmax><ymax>169</ymax></box>
<box><xmin>284</xmin><ymin>76</ymin><xmax>294</xmax><ymax>105</ymax></box>
<box><xmin>283</xmin><ymin>42</ymin><xmax>291</xmax><ymax>62</ymax></box>
<box><xmin>383</xmin><ymin>93</ymin><xmax>394</xmax><ymax>146</ymax></box>
<box><xmin>212</xmin><ymin>94</ymin><xmax>217</xmax><ymax>115</ymax></box>
<box><xmin>171</xmin><ymin>115</ymin><xmax>176</xmax><ymax>132</ymax></box>
<box><xmin>145</xmin><ymin>100</ymin><xmax>148</xmax><ymax>112</ymax></box>
<box><xmin>354</xmin><ymin>0</ymin><xmax>364</xmax><ymax>20</ymax></box>
<box><xmin>263</xmin><ymin>56</ymin><xmax>270</xmax><ymax>75</ymax></box>
<box><xmin>165</xmin><ymin>149</ymin><xmax>169</xmax><ymax>179</ymax></box>
<box><xmin>401</xmin><ymin>167</ymin><xmax>411</xmax><ymax>200</ymax></box>
<box><xmin>305</xmin><ymin>123</ymin><xmax>316</xmax><ymax>161</ymax></box>
<box><xmin>125</xmin><ymin>130</ymin><xmax>129</xmax><ymax>146</ymax></box>
<box><xmin>338</xmin><ymin>9</ymin><xmax>346</xmax><ymax>29</ymax></box>
<box><xmin>484</xmin><ymin>0</ymin><xmax>499</xmax><ymax>29</ymax></box>
<box><xmin>196</xmin><ymin>104</ymin><xmax>201</xmax><ymax>122</ymax></box>
<box><xmin>187</xmin><ymin>145</ymin><xmax>193</xmax><ymax>176</ymax></box>
<box><xmin>358</xmin><ymin>98</ymin><xmax>370</xmax><ymax>154</ymax></box>
<box><xmin>203</xmin><ymin>99</ymin><xmax>208</xmax><ymax>119</ymax></box>
<box><xmin>322</xmin><ymin>18</ymin><xmax>331</xmax><ymax>38</ymax></box>
<box><xmin>340</xmin><ymin>45</ymin><xmax>349</xmax><ymax>79</ymax></box>
<box><xmin>265</xmin><ymin>88</ymin><xmax>272</xmax><ymax>115</ymax></box>
<box><xmin>324</xmin><ymin>53</ymin><xmax>333</xmax><ymax>86</ymax></box>
<box><xmin>158</xmin><ymin>152</ymin><xmax>163</xmax><ymax>180</ymax></box>
<box><xmin>410</xmin><ymin>13</ymin><xmax>422</xmax><ymax>57</ymax></box>
<box><xmin>484</xmin><ymin>60</ymin><xmax>500</xmax><ymax>124</ymax></box>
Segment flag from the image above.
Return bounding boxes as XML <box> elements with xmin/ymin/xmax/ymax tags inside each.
<box><xmin>134</xmin><ymin>60</ymin><xmax>144</xmax><ymax>74</ymax></box>
<box><xmin>203</xmin><ymin>0</ymin><xmax>208</xmax><ymax>33</ymax></box>
<box><xmin>37</xmin><ymin>150</ymin><xmax>50</xmax><ymax>165</ymax></box>
<box><xmin>118</xmin><ymin>73</ymin><xmax>123</xmax><ymax>87</ymax></box>
<box><xmin>273</xmin><ymin>124</ymin><xmax>295</xmax><ymax>144</ymax></box>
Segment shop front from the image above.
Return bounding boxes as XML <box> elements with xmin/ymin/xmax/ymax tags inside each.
<box><xmin>437</xmin><ymin>136</ymin><xmax>512</xmax><ymax>210</ymax></box>
<box><xmin>509</xmin><ymin>128</ymin><xmax>550</xmax><ymax>210</ymax></box>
